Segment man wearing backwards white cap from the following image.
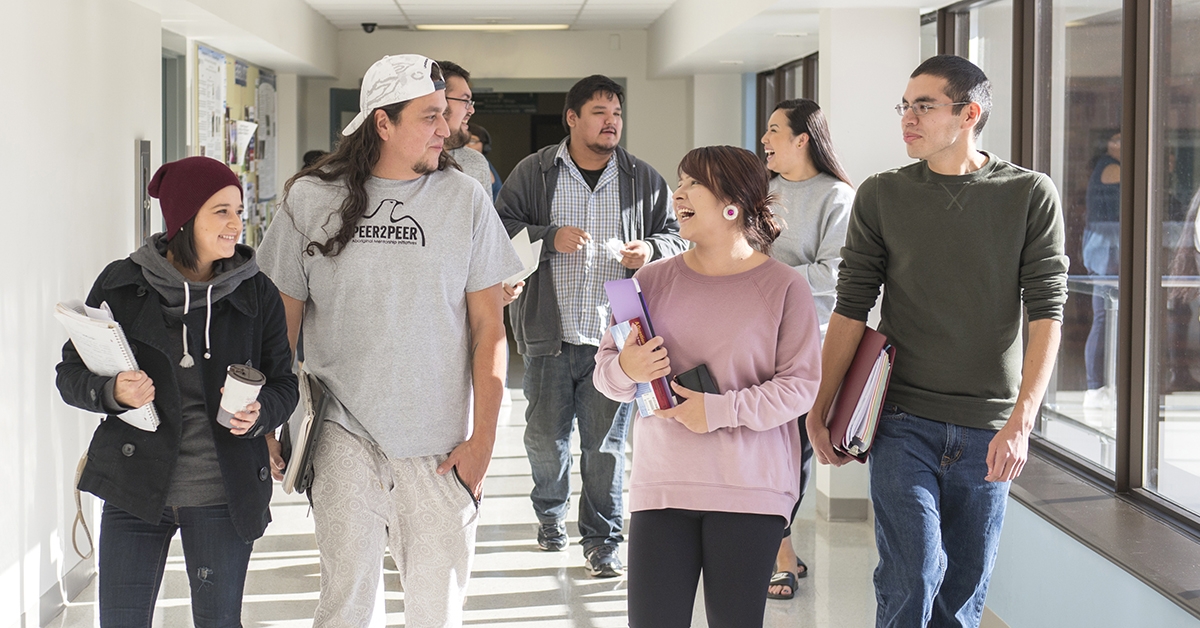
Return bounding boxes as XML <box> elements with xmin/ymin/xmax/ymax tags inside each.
<box><xmin>258</xmin><ymin>54</ymin><xmax>522</xmax><ymax>627</ymax></box>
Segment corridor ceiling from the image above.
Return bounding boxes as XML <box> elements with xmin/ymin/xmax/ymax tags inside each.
<box><xmin>302</xmin><ymin>0</ymin><xmax>679</xmax><ymax>30</ymax></box>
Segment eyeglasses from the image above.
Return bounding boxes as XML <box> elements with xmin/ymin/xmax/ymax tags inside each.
<box><xmin>894</xmin><ymin>101</ymin><xmax>969</xmax><ymax>117</ymax></box>
<box><xmin>446</xmin><ymin>96</ymin><xmax>475</xmax><ymax>108</ymax></box>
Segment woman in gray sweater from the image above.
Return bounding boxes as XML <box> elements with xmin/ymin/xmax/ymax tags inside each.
<box><xmin>759</xmin><ymin>98</ymin><xmax>855</xmax><ymax>600</ymax></box>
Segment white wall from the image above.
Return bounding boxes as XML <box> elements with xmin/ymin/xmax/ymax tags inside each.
<box><xmin>303</xmin><ymin>29</ymin><xmax>691</xmax><ymax>182</ymax></box>
<box><xmin>648</xmin><ymin>0</ymin><xmax>778</xmax><ymax>76</ymax></box>
<box><xmin>819</xmin><ymin>8</ymin><xmax>919</xmax><ymax>186</ymax></box>
<box><xmin>276</xmin><ymin>73</ymin><xmax>301</xmax><ymax>198</ymax></box>
<box><xmin>0</xmin><ymin>1</ymin><xmax>162</xmax><ymax>625</ymax></box>
<box><xmin>989</xmin><ymin>501</ymin><xmax>1200</xmax><ymax>627</ymax></box>
<box><xmin>692</xmin><ymin>73</ymin><xmax>745</xmax><ymax>149</ymax></box>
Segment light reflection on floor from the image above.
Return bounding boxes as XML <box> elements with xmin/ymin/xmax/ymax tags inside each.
<box><xmin>46</xmin><ymin>387</ymin><xmax>879</xmax><ymax>627</ymax></box>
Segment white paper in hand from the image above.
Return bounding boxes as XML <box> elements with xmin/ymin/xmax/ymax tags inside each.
<box><xmin>505</xmin><ymin>228</ymin><xmax>543</xmax><ymax>287</ymax></box>
<box><xmin>54</xmin><ymin>300</ymin><xmax>160</xmax><ymax>431</ymax></box>
<box><xmin>604</xmin><ymin>238</ymin><xmax>624</xmax><ymax>262</ymax></box>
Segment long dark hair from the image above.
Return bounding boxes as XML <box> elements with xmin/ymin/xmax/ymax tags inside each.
<box><xmin>772</xmin><ymin>99</ymin><xmax>853</xmax><ymax>187</ymax></box>
<box><xmin>679</xmin><ymin>145</ymin><xmax>782</xmax><ymax>256</ymax></box>
<box><xmin>281</xmin><ymin>70</ymin><xmax>452</xmax><ymax>258</ymax></box>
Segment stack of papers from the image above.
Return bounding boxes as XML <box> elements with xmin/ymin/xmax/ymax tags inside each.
<box><xmin>842</xmin><ymin>348</ymin><xmax>892</xmax><ymax>456</ymax></box>
<box><xmin>54</xmin><ymin>300</ymin><xmax>160</xmax><ymax>431</ymax></box>
<box><xmin>505</xmin><ymin>228</ymin><xmax>543</xmax><ymax>286</ymax></box>
<box><xmin>826</xmin><ymin>327</ymin><xmax>894</xmax><ymax>461</ymax></box>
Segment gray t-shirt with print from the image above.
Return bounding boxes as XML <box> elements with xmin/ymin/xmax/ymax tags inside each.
<box><xmin>258</xmin><ymin>168</ymin><xmax>523</xmax><ymax>459</ymax></box>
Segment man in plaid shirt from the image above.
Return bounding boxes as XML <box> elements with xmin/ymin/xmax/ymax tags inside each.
<box><xmin>496</xmin><ymin>75</ymin><xmax>685</xmax><ymax>578</ymax></box>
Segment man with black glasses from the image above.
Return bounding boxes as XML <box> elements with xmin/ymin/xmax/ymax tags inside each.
<box><xmin>807</xmin><ymin>55</ymin><xmax>1068</xmax><ymax>628</ymax></box>
<box><xmin>437</xmin><ymin>60</ymin><xmax>492</xmax><ymax>191</ymax></box>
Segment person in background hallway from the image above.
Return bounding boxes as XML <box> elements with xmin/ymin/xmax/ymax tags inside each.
<box><xmin>1082</xmin><ymin>132</ymin><xmax>1120</xmax><ymax>408</ymax></box>
<box><xmin>759</xmin><ymin>97</ymin><xmax>854</xmax><ymax>600</ymax></box>
<box><xmin>303</xmin><ymin>149</ymin><xmax>329</xmax><ymax>169</ymax></box>
<box><xmin>807</xmin><ymin>55</ymin><xmax>1068</xmax><ymax>628</ymax></box>
<box><xmin>1164</xmin><ymin>155</ymin><xmax>1200</xmax><ymax>392</ymax></box>
<box><xmin>496</xmin><ymin>74</ymin><xmax>687</xmax><ymax>577</ymax></box>
<box><xmin>257</xmin><ymin>55</ymin><xmax>521</xmax><ymax>627</ymax></box>
<box><xmin>467</xmin><ymin>123</ymin><xmax>503</xmax><ymax>200</ymax></box>
<box><xmin>594</xmin><ymin>145</ymin><xmax>821</xmax><ymax>627</ymax></box>
<box><xmin>438</xmin><ymin>60</ymin><xmax>493</xmax><ymax>192</ymax></box>
<box><xmin>56</xmin><ymin>156</ymin><xmax>298</xmax><ymax>627</ymax></box>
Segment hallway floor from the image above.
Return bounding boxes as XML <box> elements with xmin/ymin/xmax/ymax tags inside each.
<box><xmin>47</xmin><ymin>388</ymin><xmax>879</xmax><ymax>627</ymax></box>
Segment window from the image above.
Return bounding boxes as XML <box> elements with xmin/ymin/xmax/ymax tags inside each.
<box><xmin>755</xmin><ymin>54</ymin><xmax>818</xmax><ymax>159</ymax></box>
<box><xmin>1034</xmin><ymin>0</ymin><xmax>1124</xmax><ymax>473</ymax></box>
<box><xmin>935</xmin><ymin>0</ymin><xmax>1015</xmax><ymax>160</ymax></box>
<box><xmin>1145</xmin><ymin>0</ymin><xmax>1200</xmax><ymax>512</ymax></box>
<box><xmin>921</xmin><ymin>12</ymin><xmax>940</xmax><ymax>61</ymax></box>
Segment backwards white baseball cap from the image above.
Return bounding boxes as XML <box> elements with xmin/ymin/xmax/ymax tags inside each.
<box><xmin>341</xmin><ymin>54</ymin><xmax>445</xmax><ymax>136</ymax></box>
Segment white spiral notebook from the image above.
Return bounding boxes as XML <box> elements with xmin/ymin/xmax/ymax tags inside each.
<box><xmin>54</xmin><ymin>300</ymin><xmax>160</xmax><ymax>431</ymax></box>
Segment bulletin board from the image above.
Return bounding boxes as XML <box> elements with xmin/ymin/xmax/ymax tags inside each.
<box><xmin>194</xmin><ymin>44</ymin><xmax>278</xmax><ymax>247</ymax></box>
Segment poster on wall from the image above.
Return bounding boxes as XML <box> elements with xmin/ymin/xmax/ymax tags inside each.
<box><xmin>256</xmin><ymin>72</ymin><xmax>277</xmax><ymax>201</ymax></box>
<box><xmin>197</xmin><ymin>46</ymin><xmax>226</xmax><ymax>160</ymax></box>
<box><xmin>235</xmin><ymin>60</ymin><xmax>249</xmax><ymax>87</ymax></box>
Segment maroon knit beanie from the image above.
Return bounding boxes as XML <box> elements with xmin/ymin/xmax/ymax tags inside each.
<box><xmin>148</xmin><ymin>157</ymin><xmax>242</xmax><ymax>241</ymax></box>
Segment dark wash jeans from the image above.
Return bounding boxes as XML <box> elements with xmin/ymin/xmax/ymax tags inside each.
<box><xmin>522</xmin><ymin>342</ymin><xmax>632</xmax><ymax>550</ymax></box>
<box><xmin>869</xmin><ymin>407</ymin><xmax>1010</xmax><ymax>628</ymax></box>
<box><xmin>99</xmin><ymin>503</ymin><xmax>254</xmax><ymax>628</ymax></box>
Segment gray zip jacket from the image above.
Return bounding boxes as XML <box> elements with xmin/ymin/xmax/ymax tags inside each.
<box><xmin>496</xmin><ymin>139</ymin><xmax>686</xmax><ymax>358</ymax></box>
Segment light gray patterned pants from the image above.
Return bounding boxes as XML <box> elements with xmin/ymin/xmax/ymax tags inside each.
<box><xmin>311</xmin><ymin>423</ymin><xmax>480</xmax><ymax>628</ymax></box>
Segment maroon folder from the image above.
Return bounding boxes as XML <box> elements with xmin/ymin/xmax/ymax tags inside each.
<box><xmin>826</xmin><ymin>327</ymin><xmax>895</xmax><ymax>463</ymax></box>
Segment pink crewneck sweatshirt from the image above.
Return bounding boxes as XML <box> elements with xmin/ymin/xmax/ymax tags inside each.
<box><xmin>593</xmin><ymin>255</ymin><xmax>822</xmax><ymax>519</ymax></box>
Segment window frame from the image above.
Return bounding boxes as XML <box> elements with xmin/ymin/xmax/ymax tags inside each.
<box><xmin>754</xmin><ymin>53</ymin><xmax>818</xmax><ymax>159</ymax></box>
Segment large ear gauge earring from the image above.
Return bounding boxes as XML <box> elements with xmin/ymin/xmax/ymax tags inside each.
<box><xmin>723</xmin><ymin>205</ymin><xmax>739</xmax><ymax>221</ymax></box>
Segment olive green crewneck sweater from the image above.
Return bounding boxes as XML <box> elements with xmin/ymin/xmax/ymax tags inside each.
<box><xmin>834</xmin><ymin>153</ymin><xmax>1069</xmax><ymax>430</ymax></box>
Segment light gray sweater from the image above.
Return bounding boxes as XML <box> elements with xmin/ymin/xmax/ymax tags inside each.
<box><xmin>769</xmin><ymin>173</ymin><xmax>854</xmax><ymax>334</ymax></box>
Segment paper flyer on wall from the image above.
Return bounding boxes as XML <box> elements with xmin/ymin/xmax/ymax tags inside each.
<box><xmin>256</xmin><ymin>73</ymin><xmax>277</xmax><ymax>201</ymax></box>
<box><xmin>197</xmin><ymin>45</ymin><xmax>226</xmax><ymax>160</ymax></box>
<box><xmin>235</xmin><ymin>121</ymin><xmax>258</xmax><ymax>166</ymax></box>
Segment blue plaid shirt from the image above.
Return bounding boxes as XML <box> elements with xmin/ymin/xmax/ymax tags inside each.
<box><xmin>548</xmin><ymin>143</ymin><xmax>626</xmax><ymax>346</ymax></box>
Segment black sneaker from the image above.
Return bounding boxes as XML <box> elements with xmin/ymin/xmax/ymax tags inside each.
<box><xmin>537</xmin><ymin>522</ymin><xmax>568</xmax><ymax>551</ymax></box>
<box><xmin>584</xmin><ymin>544</ymin><xmax>625</xmax><ymax>578</ymax></box>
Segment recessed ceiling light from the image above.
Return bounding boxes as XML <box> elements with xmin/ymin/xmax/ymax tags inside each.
<box><xmin>415</xmin><ymin>23</ymin><xmax>569</xmax><ymax>31</ymax></box>
<box><xmin>773</xmin><ymin>32</ymin><xmax>809</xmax><ymax>37</ymax></box>
<box><xmin>719</xmin><ymin>60</ymin><xmax>744</xmax><ymax>65</ymax></box>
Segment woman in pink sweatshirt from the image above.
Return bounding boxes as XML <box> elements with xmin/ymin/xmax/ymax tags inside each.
<box><xmin>593</xmin><ymin>145</ymin><xmax>822</xmax><ymax>627</ymax></box>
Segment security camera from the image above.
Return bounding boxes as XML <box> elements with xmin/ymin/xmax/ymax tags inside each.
<box><xmin>362</xmin><ymin>23</ymin><xmax>377</xmax><ymax>34</ymax></box>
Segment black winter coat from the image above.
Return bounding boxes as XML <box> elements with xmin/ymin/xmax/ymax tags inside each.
<box><xmin>56</xmin><ymin>258</ymin><xmax>298</xmax><ymax>542</ymax></box>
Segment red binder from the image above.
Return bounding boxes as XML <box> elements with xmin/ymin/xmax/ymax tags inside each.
<box><xmin>826</xmin><ymin>327</ymin><xmax>895</xmax><ymax>462</ymax></box>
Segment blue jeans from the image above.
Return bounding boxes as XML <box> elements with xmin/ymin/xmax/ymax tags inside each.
<box><xmin>1085</xmin><ymin>288</ymin><xmax>1107</xmax><ymax>390</ymax></box>
<box><xmin>99</xmin><ymin>503</ymin><xmax>254</xmax><ymax>628</ymax></box>
<box><xmin>869</xmin><ymin>407</ymin><xmax>1010</xmax><ymax>628</ymax></box>
<box><xmin>523</xmin><ymin>342</ymin><xmax>631</xmax><ymax>550</ymax></box>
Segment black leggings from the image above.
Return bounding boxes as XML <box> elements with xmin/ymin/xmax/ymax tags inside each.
<box><xmin>627</xmin><ymin>509</ymin><xmax>786</xmax><ymax>628</ymax></box>
<box><xmin>783</xmin><ymin>413</ymin><xmax>814</xmax><ymax>538</ymax></box>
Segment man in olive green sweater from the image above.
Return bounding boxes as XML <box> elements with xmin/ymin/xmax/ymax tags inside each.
<box><xmin>806</xmin><ymin>55</ymin><xmax>1068</xmax><ymax>628</ymax></box>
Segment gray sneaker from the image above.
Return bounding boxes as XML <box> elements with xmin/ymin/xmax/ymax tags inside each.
<box><xmin>537</xmin><ymin>522</ymin><xmax>568</xmax><ymax>551</ymax></box>
<box><xmin>584</xmin><ymin>544</ymin><xmax>625</xmax><ymax>578</ymax></box>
